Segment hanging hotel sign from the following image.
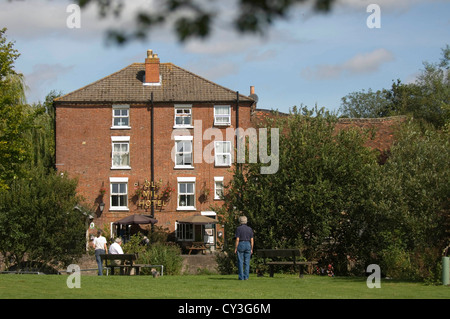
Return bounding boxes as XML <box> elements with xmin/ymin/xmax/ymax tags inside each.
<box><xmin>136</xmin><ymin>179</ymin><xmax>173</xmax><ymax>209</ymax></box>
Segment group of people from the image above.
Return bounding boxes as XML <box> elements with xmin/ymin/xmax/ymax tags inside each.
<box><xmin>92</xmin><ymin>216</ymin><xmax>325</xmax><ymax>280</ymax></box>
<box><xmin>92</xmin><ymin>230</ymin><xmax>124</xmax><ymax>276</ymax></box>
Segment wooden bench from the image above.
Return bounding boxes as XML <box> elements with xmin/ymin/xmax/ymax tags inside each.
<box><xmin>257</xmin><ymin>249</ymin><xmax>318</xmax><ymax>278</ymax></box>
<box><xmin>187</xmin><ymin>242</ymin><xmax>207</xmax><ymax>255</ymax></box>
<box><xmin>100</xmin><ymin>254</ymin><xmax>136</xmax><ymax>275</ymax></box>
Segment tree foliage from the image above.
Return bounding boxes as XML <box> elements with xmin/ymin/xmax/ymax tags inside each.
<box><xmin>0</xmin><ymin>28</ymin><xmax>34</xmax><ymax>191</ymax></box>
<box><xmin>218</xmin><ymin>106</ymin><xmax>449</xmax><ymax>281</ymax></box>
<box><xmin>0</xmin><ymin>167</ymin><xmax>86</xmax><ymax>270</ymax></box>
<box><xmin>218</xmin><ymin>106</ymin><xmax>380</xmax><ymax>274</ymax></box>
<box><xmin>76</xmin><ymin>0</ymin><xmax>336</xmax><ymax>43</ymax></box>
<box><xmin>0</xmin><ymin>30</ymin><xmax>87</xmax><ymax>271</ymax></box>
<box><xmin>339</xmin><ymin>45</ymin><xmax>450</xmax><ymax>129</ymax></box>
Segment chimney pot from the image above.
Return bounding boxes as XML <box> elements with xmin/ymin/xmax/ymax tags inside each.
<box><xmin>250</xmin><ymin>86</ymin><xmax>255</xmax><ymax>95</ymax></box>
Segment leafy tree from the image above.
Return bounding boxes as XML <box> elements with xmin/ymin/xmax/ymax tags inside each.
<box><xmin>0</xmin><ymin>167</ymin><xmax>87</xmax><ymax>271</ymax></box>
<box><xmin>0</xmin><ymin>28</ymin><xmax>34</xmax><ymax>191</ymax></box>
<box><xmin>0</xmin><ymin>29</ymin><xmax>88</xmax><ymax>271</ymax></box>
<box><xmin>25</xmin><ymin>90</ymin><xmax>62</xmax><ymax>172</ymax></box>
<box><xmin>218</xmin><ymin>106</ymin><xmax>380</xmax><ymax>274</ymax></box>
<box><xmin>339</xmin><ymin>88</ymin><xmax>393</xmax><ymax>118</ymax></box>
<box><xmin>76</xmin><ymin>0</ymin><xmax>336</xmax><ymax>43</ymax></box>
<box><xmin>373</xmin><ymin>121</ymin><xmax>450</xmax><ymax>280</ymax></box>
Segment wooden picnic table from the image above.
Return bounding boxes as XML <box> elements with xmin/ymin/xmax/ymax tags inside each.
<box><xmin>100</xmin><ymin>254</ymin><xmax>164</xmax><ymax>276</ymax></box>
<box><xmin>187</xmin><ymin>242</ymin><xmax>208</xmax><ymax>255</ymax></box>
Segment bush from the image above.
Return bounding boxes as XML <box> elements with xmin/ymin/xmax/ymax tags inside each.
<box><xmin>122</xmin><ymin>235</ymin><xmax>183</xmax><ymax>276</ymax></box>
<box><xmin>137</xmin><ymin>243</ymin><xmax>183</xmax><ymax>276</ymax></box>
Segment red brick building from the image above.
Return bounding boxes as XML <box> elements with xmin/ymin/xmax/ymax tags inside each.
<box><xmin>54</xmin><ymin>50</ymin><xmax>256</xmax><ymax>248</ymax></box>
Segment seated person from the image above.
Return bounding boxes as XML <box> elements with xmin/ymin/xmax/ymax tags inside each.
<box><xmin>109</xmin><ymin>238</ymin><xmax>124</xmax><ymax>266</ymax></box>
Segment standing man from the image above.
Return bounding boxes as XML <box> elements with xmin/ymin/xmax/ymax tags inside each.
<box><xmin>234</xmin><ymin>215</ymin><xmax>254</xmax><ymax>280</ymax></box>
<box><xmin>92</xmin><ymin>230</ymin><xmax>108</xmax><ymax>276</ymax></box>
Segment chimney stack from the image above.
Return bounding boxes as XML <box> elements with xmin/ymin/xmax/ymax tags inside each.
<box><xmin>145</xmin><ymin>49</ymin><xmax>160</xmax><ymax>84</ymax></box>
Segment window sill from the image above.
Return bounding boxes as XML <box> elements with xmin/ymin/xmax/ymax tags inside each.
<box><xmin>214</xmin><ymin>123</ymin><xmax>231</xmax><ymax>127</ymax></box>
<box><xmin>111</xmin><ymin>166</ymin><xmax>131</xmax><ymax>170</ymax></box>
<box><xmin>111</xmin><ymin>126</ymin><xmax>131</xmax><ymax>130</ymax></box>
<box><xmin>177</xmin><ymin>207</ymin><xmax>196</xmax><ymax>211</ymax></box>
<box><xmin>109</xmin><ymin>207</ymin><xmax>129</xmax><ymax>212</ymax></box>
<box><xmin>214</xmin><ymin>164</ymin><xmax>231</xmax><ymax>168</ymax></box>
<box><xmin>173</xmin><ymin>125</ymin><xmax>194</xmax><ymax>129</ymax></box>
<box><xmin>174</xmin><ymin>165</ymin><xmax>194</xmax><ymax>170</ymax></box>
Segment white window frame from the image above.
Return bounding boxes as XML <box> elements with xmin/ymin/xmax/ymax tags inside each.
<box><xmin>214</xmin><ymin>105</ymin><xmax>231</xmax><ymax>126</ymax></box>
<box><xmin>174</xmin><ymin>136</ymin><xmax>194</xmax><ymax>169</ymax></box>
<box><xmin>175</xmin><ymin>222</ymin><xmax>194</xmax><ymax>241</ymax></box>
<box><xmin>177</xmin><ymin>177</ymin><xmax>196</xmax><ymax>211</ymax></box>
<box><xmin>109</xmin><ymin>177</ymin><xmax>129</xmax><ymax>211</ymax></box>
<box><xmin>111</xmin><ymin>136</ymin><xmax>131</xmax><ymax>169</ymax></box>
<box><xmin>174</xmin><ymin>104</ymin><xmax>193</xmax><ymax>128</ymax></box>
<box><xmin>214</xmin><ymin>141</ymin><xmax>232</xmax><ymax>166</ymax></box>
<box><xmin>214</xmin><ymin>176</ymin><xmax>224</xmax><ymax>200</ymax></box>
<box><xmin>111</xmin><ymin>104</ymin><xmax>131</xmax><ymax>129</ymax></box>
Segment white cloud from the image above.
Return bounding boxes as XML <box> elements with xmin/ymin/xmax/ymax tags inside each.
<box><xmin>0</xmin><ymin>0</ymin><xmax>155</xmax><ymax>40</ymax></box>
<box><xmin>343</xmin><ymin>49</ymin><xmax>395</xmax><ymax>73</ymax></box>
<box><xmin>24</xmin><ymin>63</ymin><xmax>74</xmax><ymax>102</ymax></box>
<box><xmin>301</xmin><ymin>48</ymin><xmax>394</xmax><ymax>80</ymax></box>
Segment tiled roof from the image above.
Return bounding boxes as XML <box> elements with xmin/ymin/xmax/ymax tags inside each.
<box><xmin>54</xmin><ymin>63</ymin><xmax>254</xmax><ymax>104</ymax></box>
<box><xmin>252</xmin><ymin>109</ymin><xmax>407</xmax><ymax>152</ymax></box>
<box><xmin>335</xmin><ymin>116</ymin><xmax>406</xmax><ymax>152</ymax></box>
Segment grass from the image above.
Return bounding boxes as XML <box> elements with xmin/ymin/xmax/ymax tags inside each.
<box><xmin>0</xmin><ymin>274</ymin><xmax>448</xmax><ymax>299</ymax></box>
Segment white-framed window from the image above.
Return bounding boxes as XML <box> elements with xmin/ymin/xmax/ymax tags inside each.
<box><xmin>177</xmin><ymin>177</ymin><xmax>195</xmax><ymax>210</ymax></box>
<box><xmin>214</xmin><ymin>105</ymin><xmax>231</xmax><ymax>126</ymax></box>
<box><xmin>110</xmin><ymin>177</ymin><xmax>129</xmax><ymax>211</ymax></box>
<box><xmin>214</xmin><ymin>176</ymin><xmax>224</xmax><ymax>200</ymax></box>
<box><xmin>112</xmin><ymin>104</ymin><xmax>130</xmax><ymax>129</ymax></box>
<box><xmin>174</xmin><ymin>136</ymin><xmax>193</xmax><ymax>169</ymax></box>
<box><xmin>174</xmin><ymin>105</ymin><xmax>193</xmax><ymax>128</ymax></box>
<box><xmin>214</xmin><ymin>141</ymin><xmax>232</xmax><ymax>166</ymax></box>
<box><xmin>176</xmin><ymin>222</ymin><xmax>194</xmax><ymax>241</ymax></box>
<box><xmin>111</xmin><ymin>136</ymin><xmax>130</xmax><ymax>169</ymax></box>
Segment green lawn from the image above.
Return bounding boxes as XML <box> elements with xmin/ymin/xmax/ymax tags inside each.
<box><xmin>0</xmin><ymin>274</ymin><xmax>448</xmax><ymax>299</ymax></box>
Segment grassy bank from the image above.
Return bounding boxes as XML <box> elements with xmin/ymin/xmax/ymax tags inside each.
<box><xmin>0</xmin><ymin>274</ymin><xmax>448</xmax><ymax>299</ymax></box>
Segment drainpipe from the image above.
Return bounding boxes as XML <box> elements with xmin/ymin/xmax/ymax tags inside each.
<box><xmin>236</xmin><ymin>91</ymin><xmax>240</xmax><ymax>171</ymax></box>
<box><xmin>150</xmin><ymin>92</ymin><xmax>155</xmax><ymax>219</ymax></box>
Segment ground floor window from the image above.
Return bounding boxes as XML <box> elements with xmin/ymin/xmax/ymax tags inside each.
<box><xmin>110</xmin><ymin>177</ymin><xmax>128</xmax><ymax>211</ymax></box>
<box><xmin>176</xmin><ymin>223</ymin><xmax>194</xmax><ymax>241</ymax></box>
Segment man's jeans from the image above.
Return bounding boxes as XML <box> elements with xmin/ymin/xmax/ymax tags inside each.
<box><xmin>237</xmin><ymin>241</ymin><xmax>251</xmax><ymax>280</ymax></box>
<box><xmin>95</xmin><ymin>249</ymin><xmax>105</xmax><ymax>276</ymax></box>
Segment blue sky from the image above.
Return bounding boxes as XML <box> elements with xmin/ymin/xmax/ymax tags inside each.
<box><xmin>1</xmin><ymin>0</ymin><xmax>449</xmax><ymax>114</ymax></box>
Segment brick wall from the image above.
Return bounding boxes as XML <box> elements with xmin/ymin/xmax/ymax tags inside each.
<box><xmin>56</xmin><ymin>102</ymin><xmax>252</xmax><ymax>234</ymax></box>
